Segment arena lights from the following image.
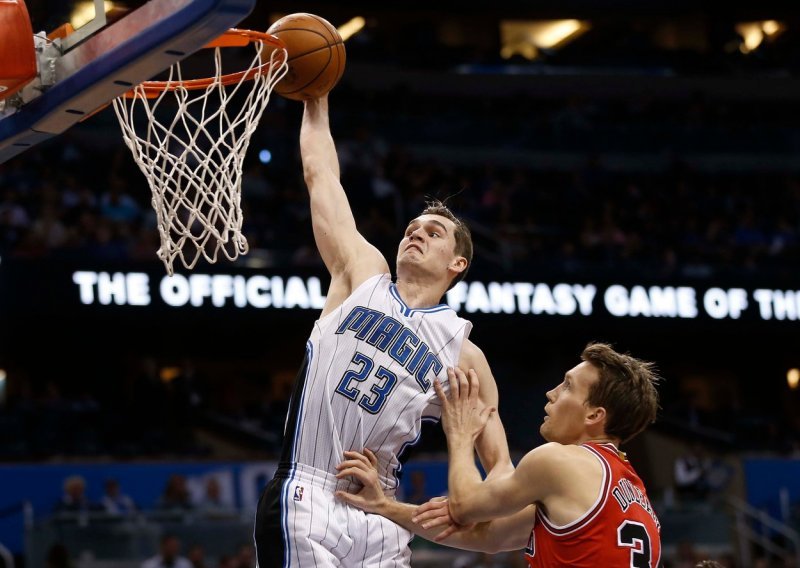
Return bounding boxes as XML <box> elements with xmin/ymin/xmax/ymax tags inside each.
<box><xmin>0</xmin><ymin>369</ymin><xmax>6</xmax><ymax>407</ymax></box>
<box><xmin>499</xmin><ymin>19</ymin><xmax>590</xmax><ymax>60</ymax></box>
<box><xmin>788</xmin><ymin>369</ymin><xmax>800</xmax><ymax>390</ymax></box>
<box><xmin>70</xmin><ymin>1</ymin><xmax>114</xmax><ymax>29</ymax></box>
<box><xmin>159</xmin><ymin>366</ymin><xmax>181</xmax><ymax>383</ymax></box>
<box><xmin>735</xmin><ymin>20</ymin><xmax>786</xmax><ymax>54</ymax></box>
<box><xmin>337</xmin><ymin>17</ymin><xmax>365</xmax><ymax>41</ymax></box>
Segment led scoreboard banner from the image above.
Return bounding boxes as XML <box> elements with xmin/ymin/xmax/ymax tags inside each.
<box><xmin>67</xmin><ymin>269</ymin><xmax>800</xmax><ymax>322</ymax></box>
<box><xmin>1</xmin><ymin>260</ymin><xmax>799</xmax><ymax>323</ymax></box>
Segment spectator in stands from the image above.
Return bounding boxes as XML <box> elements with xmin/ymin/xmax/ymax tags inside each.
<box><xmin>234</xmin><ymin>543</ymin><xmax>255</xmax><ymax>568</ymax></box>
<box><xmin>674</xmin><ymin>442</ymin><xmax>711</xmax><ymax>502</ymax></box>
<box><xmin>156</xmin><ymin>474</ymin><xmax>193</xmax><ymax>512</ymax></box>
<box><xmin>405</xmin><ymin>470</ymin><xmax>431</xmax><ymax>505</ymax></box>
<box><xmin>53</xmin><ymin>475</ymin><xmax>99</xmax><ymax>515</ymax></box>
<box><xmin>216</xmin><ymin>555</ymin><xmax>237</xmax><ymax>568</ymax></box>
<box><xmin>186</xmin><ymin>544</ymin><xmax>207</xmax><ymax>568</ymax></box>
<box><xmin>100</xmin><ymin>478</ymin><xmax>137</xmax><ymax>516</ymax></box>
<box><xmin>672</xmin><ymin>540</ymin><xmax>701</xmax><ymax>567</ymax></box>
<box><xmin>45</xmin><ymin>543</ymin><xmax>74</xmax><ymax>568</ymax></box>
<box><xmin>196</xmin><ymin>477</ymin><xmax>236</xmax><ymax>519</ymax></box>
<box><xmin>142</xmin><ymin>534</ymin><xmax>192</xmax><ymax>568</ymax></box>
<box><xmin>0</xmin><ymin>188</ymin><xmax>31</xmax><ymax>249</ymax></box>
<box><xmin>99</xmin><ymin>178</ymin><xmax>141</xmax><ymax>224</ymax></box>
<box><xmin>453</xmin><ymin>551</ymin><xmax>514</xmax><ymax>568</ymax></box>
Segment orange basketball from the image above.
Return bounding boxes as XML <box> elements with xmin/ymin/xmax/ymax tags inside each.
<box><xmin>266</xmin><ymin>13</ymin><xmax>346</xmax><ymax>101</ymax></box>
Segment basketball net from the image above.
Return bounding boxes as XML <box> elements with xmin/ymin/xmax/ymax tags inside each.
<box><xmin>112</xmin><ymin>33</ymin><xmax>288</xmax><ymax>275</ymax></box>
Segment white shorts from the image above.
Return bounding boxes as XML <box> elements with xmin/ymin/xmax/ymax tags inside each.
<box><xmin>255</xmin><ymin>462</ymin><xmax>414</xmax><ymax>567</ymax></box>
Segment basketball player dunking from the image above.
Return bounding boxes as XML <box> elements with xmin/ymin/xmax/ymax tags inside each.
<box><xmin>253</xmin><ymin>94</ymin><xmax>513</xmax><ymax>567</ymax></box>
<box><xmin>337</xmin><ymin>344</ymin><xmax>662</xmax><ymax>568</ymax></box>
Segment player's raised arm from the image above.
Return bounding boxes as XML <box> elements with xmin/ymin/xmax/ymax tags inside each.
<box><xmin>301</xmin><ymin>96</ymin><xmax>388</xmax><ymax>302</ymax></box>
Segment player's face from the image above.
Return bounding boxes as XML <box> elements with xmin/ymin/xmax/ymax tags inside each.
<box><xmin>397</xmin><ymin>214</ymin><xmax>462</xmax><ymax>277</ymax></box>
<box><xmin>540</xmin><ymin>361</ymin><xmax>600</xmax><ymax>444</ymax></box>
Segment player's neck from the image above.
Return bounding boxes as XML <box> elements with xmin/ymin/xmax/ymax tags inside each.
<box><xmin>579</xmin><ymin>434</ymin><xmax>620</xmax><ymax>447</ymax></box>
<box><xmin>394</xmin><ymin>278</ymin><xmax>447</xmax><ymax>309</ymax></box>
<box><xmin>581</xmin><ymin>436</ymin><xmax>628</xmax><ymax>461</ymax></box>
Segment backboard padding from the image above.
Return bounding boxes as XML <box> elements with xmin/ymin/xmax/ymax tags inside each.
<box><xmin>0</xmin><ymin>0</ymin><xmax>256</xmax><ymax>164</ymax></box>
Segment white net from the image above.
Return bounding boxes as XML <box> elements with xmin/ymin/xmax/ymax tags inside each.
<box><xmin>112</xmin><ymin>37</ymin><xmax>288</xmax><ymax>275</ymax></box>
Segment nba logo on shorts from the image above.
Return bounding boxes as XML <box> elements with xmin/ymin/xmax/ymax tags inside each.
<box><xmin>293</xmin><ymin>486</ymin><xmax>304</xmax><ymax>502</ymax></box>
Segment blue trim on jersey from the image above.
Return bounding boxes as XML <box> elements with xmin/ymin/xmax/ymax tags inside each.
<box><xmin>281</xmin><ymin>341</ymin><xmax>313</xmax><ymax>567</ymax></box>
<box><xmin>389</xmin><ymin>283</ymin><xmax>451</xmax><ymax>317</ymax></box>
<box><xmin>280</xmin><ymin>470</ymin><xmax>293</xmax><ymax>568</ymax></box>
<box><xmin>392</xmin><ymin>415</ymin><xmax>440</xmax><ymax>489</ymax></box>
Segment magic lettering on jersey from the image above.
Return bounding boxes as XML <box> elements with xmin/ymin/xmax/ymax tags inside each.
<box><xmin>335</xmin><ymin>305</ymin><xmax>443</xmax><ymax>391</ymax></box>
<box><xmin>611</xmin><ymin>478</ymin><xmax>661</xmax><ymax>530</ymax></box>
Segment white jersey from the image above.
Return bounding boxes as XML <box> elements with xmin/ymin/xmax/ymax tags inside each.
<box><xmin>282</xmin><ymin>273</ymin><xmax>472</xmax><ymax>492</ymax></box>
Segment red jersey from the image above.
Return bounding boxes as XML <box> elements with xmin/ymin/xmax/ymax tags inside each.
<box><xmin>525</xmin><ymin>442</ymin><xmax>661</xmax><ymax>568</ymax></box>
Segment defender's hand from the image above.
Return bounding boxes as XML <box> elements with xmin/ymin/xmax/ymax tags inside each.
<box><xmin>334</xmin><ymin>448</ymin><xmax>387</xmax><ymax>514</ymax></box>
<box><xmin>434</xmin><ymin>367</ymin><xmax>496</xmax><ymax>444</ymax></box>
<box><xmin>413</xmin><ymin>497</ymin><xmax>476</xmax><ymax>542</ymax></box>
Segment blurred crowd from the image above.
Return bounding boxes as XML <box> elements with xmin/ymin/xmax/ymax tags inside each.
<box><xmin>52</xmin><ymin>473</ymin><xmax>239</xmax><ymax>519</ymax></box>
<box><xmin>45</xmin><ymin>536</ymin><xmax>255</xmax><ymax>568</ymax></box>
<box><xmin>1</xmin><ymin>93</ymin><xmax>800</xmax><ymax>283</ymax></box>
<box><xmin>45</xmin><ymin>473</ymin><xmax>253</xmax><ymax>568</ymax></box>
<box><xmin>2</xmin><ymin>92</ymin><xmax>800</xmax><ymax>461</ymax></box>
<box><xmin>0</xmin><ymin>355</ymin><xmax>297</xmax><ymax>459</ymax></box>
<box><xmin>0</xmin><ymin>359</ymin><xmax>207</xmax><ymax>459</ymax></box>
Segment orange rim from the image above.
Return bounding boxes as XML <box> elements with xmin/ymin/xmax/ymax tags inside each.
<box><xmin>125</xmin><ymin>29</ymin><xmax>286</xmax><ymax>98</ymax></box>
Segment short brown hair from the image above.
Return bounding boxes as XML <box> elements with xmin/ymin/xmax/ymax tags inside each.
<box><xmin>581</xmin><ymin>342</ymin><xmax>660</xmax><ymax>443</ymax></box>
<box><xmin>420</xmin><ymin>200</ymin><xmax>473</xmax><ymax>289</ymax></box>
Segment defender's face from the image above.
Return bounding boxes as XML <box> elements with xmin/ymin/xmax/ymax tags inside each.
<box><xmin>540</xmin><ymin>361</ymin><xmax>600</xmax><ymax>444</ymax></box>
<box><xmin>397</xmin><ymin>214</ymin><xmax>461</xmax><ymax>274</ymax></box>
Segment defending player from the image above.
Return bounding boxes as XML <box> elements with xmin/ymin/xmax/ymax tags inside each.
<box><xmin>336</xmin><ymin>343</ymin><xmax>662</xmax><ymax>567</ymax></box>
<box><xmin>253</xmin><ymin>94</ymin><xmax>513</xmax><ymax>567</ymax></box>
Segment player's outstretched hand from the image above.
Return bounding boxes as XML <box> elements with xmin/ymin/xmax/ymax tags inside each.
<box><xmin>413</xmin><ymin>496</ymin><xmax>478</xmax><ymax>542</ymax></box>
<box><xmin>412</xmin><ymin>497</ymin><xmax>459</xmax><ymax>541</ymax></box>
<box><xmin>334</xmin><ymin>448</ymin><xmax>386</xmax><ymax>514</ymax></box>
<box><xmin>434</xmin><ymin>367</ymin><xmax>496</xmax><ymax>445</ymax></box>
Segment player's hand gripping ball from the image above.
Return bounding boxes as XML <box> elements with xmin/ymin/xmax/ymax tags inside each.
<box><xmin>266</xmin><ymin>13</ymin><xmax>346</xmax><ymax>101</ymax></box>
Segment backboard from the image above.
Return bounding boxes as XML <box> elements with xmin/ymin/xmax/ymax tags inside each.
<box><xmin>0</xmin><ymin>0</ymin><xmax>257</xmax><ymax>164</ymax></box>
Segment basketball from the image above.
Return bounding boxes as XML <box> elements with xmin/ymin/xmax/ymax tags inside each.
<box><xmin>266</xmin><ymin>13</ymin><xmax>346</xmax><ymax>101</ymax></box>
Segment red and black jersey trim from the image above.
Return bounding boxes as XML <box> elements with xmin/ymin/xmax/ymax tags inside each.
<box><xmin>535</xmin><ymin>443</ymin><xmax>613</xmax><ymax>536</ymax></box>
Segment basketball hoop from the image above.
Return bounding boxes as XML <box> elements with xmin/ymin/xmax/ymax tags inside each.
<box><xmin>112</xmin><ymin>29</ymin><xmax>288</xmax><ymax>275</ymax></box>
